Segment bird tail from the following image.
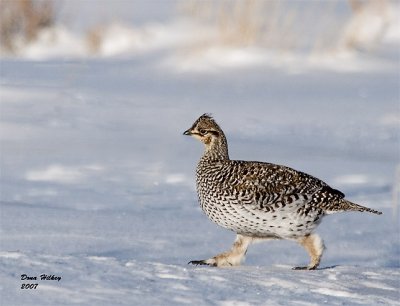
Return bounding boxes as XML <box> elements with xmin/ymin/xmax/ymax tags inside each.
<box><xmin>335</xmin><ymin>199</ymin><xmax>382</xmax><ymax>215</ymax></box>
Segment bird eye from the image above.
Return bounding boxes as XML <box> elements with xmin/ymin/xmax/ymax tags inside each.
<box><xmin>198</xmin><ymin>129</ymin><xmax>207</xmax><ymax>135</ymax></box>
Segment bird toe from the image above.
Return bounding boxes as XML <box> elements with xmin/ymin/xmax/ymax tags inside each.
<box><xmin>188</xmin><ymin>260</ymin><xmax>211</xmax><ymax>266</ymax></box>
<box><xmin>292</xmin><ymin>266</ymin><xmax>317</xmax><ymax>270</ymax></box>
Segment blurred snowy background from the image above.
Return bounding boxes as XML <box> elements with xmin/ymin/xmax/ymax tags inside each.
<box><xmin>1</xmin><ymin>0</ymin><xmax>399</xmax><ymax>305</ymax></box>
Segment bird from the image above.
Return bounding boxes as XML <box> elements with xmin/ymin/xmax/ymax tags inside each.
<box><xmin>183</xmin><ymin>113</ymin><xmax>382</xmax><ymax>270</ymax></box>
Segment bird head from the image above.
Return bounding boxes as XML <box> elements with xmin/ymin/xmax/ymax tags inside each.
<box><xmin>183</xmin><ymin>113</ymin><xmax>223</xmax><ymax>145</ymax></box>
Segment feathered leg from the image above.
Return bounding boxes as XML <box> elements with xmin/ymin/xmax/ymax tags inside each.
<box><xmin>189</xmin><ymin>234</ymin><xmax>253</xmax><ymax>267</ymax></box>
<box><xmin>294</xmin><ymin>233</ymin><xmax>325</xmax><ymax>270</ymax></box>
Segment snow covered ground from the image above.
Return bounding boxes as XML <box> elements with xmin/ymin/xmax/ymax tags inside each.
<box><xmin>1</xmin><ymin>1</ymin><xmax>399</xmax><ymax>305</ymax></box>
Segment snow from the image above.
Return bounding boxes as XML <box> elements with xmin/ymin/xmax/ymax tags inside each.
<box><xmin>1</xmin><ymin>1</ymin><xmax>399</xmax><ymax>305</ymax></box>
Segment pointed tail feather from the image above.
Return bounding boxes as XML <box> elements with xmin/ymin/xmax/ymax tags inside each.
<box><xmin>338</xmin><ymin>199</ymin><xmax>382</xmax><ymax>215</ymax></box>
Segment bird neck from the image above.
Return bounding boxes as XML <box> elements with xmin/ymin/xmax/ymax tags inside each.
<box><xmin>203</xmin><ymin>132</ymin><xmax>229</xmax><ymax>161</ymax></box>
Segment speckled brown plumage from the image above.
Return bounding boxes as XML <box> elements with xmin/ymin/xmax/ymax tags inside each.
<box><xmin>184</xmin><ymin>114</ymin><xmax>382</xmax><ymax>269</ymax></box>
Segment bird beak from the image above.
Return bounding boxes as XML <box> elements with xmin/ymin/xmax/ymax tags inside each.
<box><xmin>183</xmin><ymin>129</ymin><xmax>192</xmax><ymax>136</ymax></box>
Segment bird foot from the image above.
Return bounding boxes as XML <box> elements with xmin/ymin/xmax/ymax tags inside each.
<box><xmin>292</xmin><ymin>265</ymin><xmax>317</xmax><ymax>270</ymax></box>
<box><xmin>188</xmin><ymin>260</ymin><xmax>216</xmax><ymax>266</ymax></box>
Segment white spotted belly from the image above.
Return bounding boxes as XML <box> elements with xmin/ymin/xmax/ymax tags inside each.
<box><xmin>200</xmin><ymin>198</ymin><xmax>322</xmax><ymax>239</ymax></box>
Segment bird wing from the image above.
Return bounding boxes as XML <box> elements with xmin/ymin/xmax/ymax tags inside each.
<box><xmin>221</xmin><ymin>160</ymin><xmax>344</xmax><ymax>207</ymax></box>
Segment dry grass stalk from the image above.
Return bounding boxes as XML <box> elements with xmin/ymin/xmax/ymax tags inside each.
<box><xmin>181</xmin><ymin>0</ymin><xmax>391</xmax><ymax>55</ymax></box>
<box><xmin>0</xmin><ymin>0</ymin><xmax>55</xmax><ymax>52</ymax></box>
<box><xmin>86</xmin><ymin>25</ymin><xmax>104</xmax><ymax>54</ymax></box>
<box><xmin>181</xmin><ymin>0</ymin><xmax>302</xmax><ymax>51</ymax></box>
